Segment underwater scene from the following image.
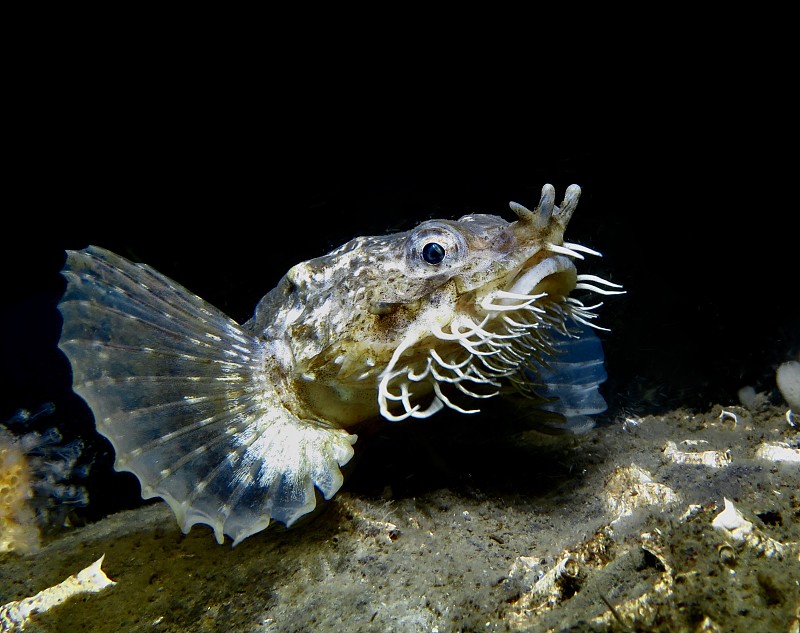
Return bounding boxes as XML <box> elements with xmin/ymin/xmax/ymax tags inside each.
<box><xmin>1</xmin><ymin>143</ymin><xmax>798</xmax><ymax>632</ymax></box>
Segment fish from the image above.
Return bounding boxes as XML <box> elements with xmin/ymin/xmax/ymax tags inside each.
<box><xmin>57</xmin><ymin>183</ymin><xmax>624</xmax><ymax>545</ymax></box>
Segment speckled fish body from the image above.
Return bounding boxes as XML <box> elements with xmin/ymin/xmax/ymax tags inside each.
<box><xmin>58</xmin><ymin>184</ymin><xmax>623</xmax><ymax>545</ymax></box>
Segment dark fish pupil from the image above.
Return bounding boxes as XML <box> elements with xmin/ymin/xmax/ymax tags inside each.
<box><xmin>422</xmin><ymin>242</ymin><xmax>446</xmax><ymax>264</ymax></box>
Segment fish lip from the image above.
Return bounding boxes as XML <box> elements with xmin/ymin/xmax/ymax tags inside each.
<box><xmin>505</xmin><ymin>254</ymin><xmax>576</xmax><ymax>296</ymax></box>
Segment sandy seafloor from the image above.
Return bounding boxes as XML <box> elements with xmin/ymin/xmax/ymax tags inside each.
<box><xmin>2</xmin><ymin>391</ymin><xmax>798</xmax><ymax>633</ymax></box>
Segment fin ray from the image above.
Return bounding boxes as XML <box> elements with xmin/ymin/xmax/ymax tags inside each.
<box><xmin>59</xmin><ymin>246</ymin><xmax>355</xmax><ymax>545</ymax></box>
<box><xmin>519</xmin><ymin>317</ymin><xmax>609</xmax><ymax>433</ymax></box>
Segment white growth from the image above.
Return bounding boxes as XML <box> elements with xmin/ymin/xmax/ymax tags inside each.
<box><xmin>0</xmin><ymin>555</ymin><xmax>115</xmax><ymax>631</ymax></box>
<box><xmin>777</xmin><ymin>360</ymin><xmax>800</xmax><ymax>412</ymax></box>
<box><xmin>711</xmin><ymin>498</ymin><xmax>753</xmax><ymax>540</ymax></box>
<box><xmin>663</xmin><ymin>441</ymin><xmax>731</xmax><ymax>468</ymax></box>
<box><xmin>754</xmin><ymin>442</ymin><xmax>800</xmax><ymax>463</ymax></box>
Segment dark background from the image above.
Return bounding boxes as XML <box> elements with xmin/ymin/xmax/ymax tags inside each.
<box><xmin>2</xmin><ymin>78</ymin><xmax>797</xmax><ymax>522</ymax></box>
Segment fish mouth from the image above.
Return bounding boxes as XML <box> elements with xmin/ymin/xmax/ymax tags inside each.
<box><xmin>475</xmin><ymin>254</ymin><xmax>577</xmax><ymax>313</ymax></box>
<box><xmin>505</xmin><ymin>254</ymin><xmax>577</xmax><ymax>299</ymax></box>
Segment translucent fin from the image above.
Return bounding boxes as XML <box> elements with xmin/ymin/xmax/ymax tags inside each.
<box><xmin>58</xmin><ymin>246</ymin><xmax>356</xmax><ymax>545</ymax></box>
<box><xmin>523</xmin><ymin>318</ymin><xmax>609</xmax><ymax>433</ymax></box>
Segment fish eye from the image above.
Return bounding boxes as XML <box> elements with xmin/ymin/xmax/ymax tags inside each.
<box><xmin>421</xmin><ymin>242</ymin><xmax>446</xmax><ymax>265</ymax></box>
<box><xmin>405</xmin><ymin>221</ymin><xmax>467</xmax><ymax>272</ymax></box>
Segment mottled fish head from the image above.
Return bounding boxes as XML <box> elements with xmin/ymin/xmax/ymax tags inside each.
<box><xmin>253</xmin><ymin>184</ymin><xmax>622</xmax><ymax>426</ymax></box>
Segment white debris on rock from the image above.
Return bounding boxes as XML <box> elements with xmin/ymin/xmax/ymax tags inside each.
<box><xmin>737</xmin><ymin>385</ymin><xmax>757</xmax><ymax>409</ymax></box>
<box><xmin>776</xmin><ymin>360</ymin><xmax>800</xmax><ymax>412</ymax></box>
<box><xmin>604</xmin><ymin>464</ymin><xmax>679</xmax><ymax>521</ymax></box>
<box><xmin>712</xmin><ymin>498</ymin><xmax>800</xmax><ymax>560</ymax></box>
<box><xmin>663</xmin><ymin>441</ymin><xmax>731</xmax><ymax>468</ymax></box>
<box><xmin>522</xmin><ymin>554</ymin><xmax>578</xmax><ymax>605</ymax></box>
<box><xmin>507</xmin><ymin>556</ymin><xmax>545</xmax><ymax>590</ymax></box>
<box><xmin>0</xmin><ymin>555</ymin><xmax>115</xmax><ymax>632</ymax></box>
<box><xmin>754</xmin><ymin>442</ymin><xmax>800</xmax><ymax>463</ymax></box>
<box><xmin>678</xmin><ymin>504</ymin><xmax>704</xmax><ymax>522</ymax></box>
<box><xmin>711</xmin><ymin>498</ymin><xmax>753</xmax><ymax>540</ymax></box>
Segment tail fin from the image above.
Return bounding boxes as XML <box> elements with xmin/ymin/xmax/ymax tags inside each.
<box><xmin>58</xmin><ymin>246</ymin><xmax>355</xmax><ymax>545</ymax></box>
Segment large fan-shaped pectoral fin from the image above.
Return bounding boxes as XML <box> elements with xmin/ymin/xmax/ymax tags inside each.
<box><xmin>138</xmin><ymin>408</ymin><xmax>357</xmax><ymax>547</ymax></box>
<box><xmin>58</xmin><ymin>246</ymin><xmax>358</xmax><ymax>546</ymax></box>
